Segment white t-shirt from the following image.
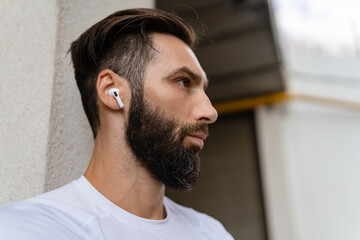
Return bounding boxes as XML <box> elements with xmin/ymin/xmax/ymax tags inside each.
<box><xmin>0</xmin><ymin>176</ymin><xmax>234</xmax><ymax>239</ymax></box>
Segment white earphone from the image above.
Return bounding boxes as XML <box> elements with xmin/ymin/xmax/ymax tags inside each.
<box><xmin>108</xmin><ymin>88</ymin><xmax>124</xmax><ymax>109</ymax></box>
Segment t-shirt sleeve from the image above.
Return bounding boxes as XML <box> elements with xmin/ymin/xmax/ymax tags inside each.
<box><xmin>0</xmin><ymin>202</ymin><xmax>90</xmax><ymax>240</ymax></box>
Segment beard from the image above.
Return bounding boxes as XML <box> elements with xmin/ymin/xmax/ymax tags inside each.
<box><xmin>125</xmin><ymin>91</ymin><xmax>208</xmax><ymax>191</ymax></box>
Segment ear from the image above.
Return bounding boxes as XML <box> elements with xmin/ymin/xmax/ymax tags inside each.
<box><xmin>96</xmin><ymin>69</ymin><xmax>126</xmax><ymax>110</ymax></box>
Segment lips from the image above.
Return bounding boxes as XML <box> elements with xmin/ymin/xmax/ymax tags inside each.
<box><xmin>188</xmin><ymin>132</ymin><xmax>207</xmax><ymax>141</ymax></box>
<box><xmin>186</xmin><ymin>132</ymin><xmax>208</xmax><ymax>149</ymax></box>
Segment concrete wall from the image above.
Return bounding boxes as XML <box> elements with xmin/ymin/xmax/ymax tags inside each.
<box><xmin>0</xmin><ymin>0</ymin><xmax>58</xmax><ymax>205</ymax></box>
<box><xmin>0</xmin><ymin>0</ymin><xmax>153</xmax><ymax>206</ymax></box>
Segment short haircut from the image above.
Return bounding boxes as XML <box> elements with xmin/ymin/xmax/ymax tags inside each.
<box><xmin>70</xmin><ymin>8</ymin><xmax>197</xmax><ymax>138</ymax></box>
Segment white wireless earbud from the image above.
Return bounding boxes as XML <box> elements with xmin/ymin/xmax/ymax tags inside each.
<box><xmin>108</xmin><ymin>88</ymin><xmax>124</xmax><ymax>109</ymax></box>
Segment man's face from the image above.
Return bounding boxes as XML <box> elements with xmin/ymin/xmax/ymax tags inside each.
<box><xmin>126</xmin><ymin>33</ymin><xmax>218</xmax><ymax>191</ymax></box>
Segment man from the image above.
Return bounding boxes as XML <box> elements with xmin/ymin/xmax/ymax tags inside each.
<box><xmin>0</xmin><ymin>8</ymin><xmax>233</xmax><ymax>239</ymax></box>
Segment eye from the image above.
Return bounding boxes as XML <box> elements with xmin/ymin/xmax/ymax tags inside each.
<box><xmin>176</xmin><ymin>78</ymin><xmax>190</xmax><ymax>87</ymax></box>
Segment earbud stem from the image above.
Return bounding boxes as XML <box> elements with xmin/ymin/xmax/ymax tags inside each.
<box><xmin>115</xmin><ymin>96</ymin><xmax>124</xmax><ymax>109</ymax></box>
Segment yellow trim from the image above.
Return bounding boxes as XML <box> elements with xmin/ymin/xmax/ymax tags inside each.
<box><xmin>214</xmin><ymin>92</ymin><xmax>360</xmax><ymax>115</ymax></box>
<box><xmin>214</xmin><ymin>92</ymin><xmax>292</xmax><ymax>115</ymax></box>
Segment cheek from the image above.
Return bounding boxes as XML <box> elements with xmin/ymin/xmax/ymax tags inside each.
<box><xmin>159</xmin><ymin>94</ymin><xmax>192</xmax><ymax>121</ymax></box>
<box><xmin>144</xmin><ymin>84</ymin><xmax>189</xmax><ymax>117</ymax></box>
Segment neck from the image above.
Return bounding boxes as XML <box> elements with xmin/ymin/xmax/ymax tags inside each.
<box><xmin>84</xmin><ymin>130</ymin><xmax>166</xmax><ymax>220</ymax></box>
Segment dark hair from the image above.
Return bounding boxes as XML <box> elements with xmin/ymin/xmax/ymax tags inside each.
<box><xmin>70</xmin><ymin>8</ymin><xmax>197</xmax><ymax>138</ymax></box>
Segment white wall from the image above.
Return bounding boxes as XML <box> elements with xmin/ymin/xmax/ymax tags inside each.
<box><xmin>256</xmin><ymin>101</ymin><xmax>360</xmax><ymax>240</ymax></box>
<box><xmin>0</xmin><ymin>0</ymin><xmax>154</xmax><ymax>206</ymax></box>
<box><xmin>260</xmin><ymin>1</ymin><xmax>360</xmax><ymax>239</ymax></box>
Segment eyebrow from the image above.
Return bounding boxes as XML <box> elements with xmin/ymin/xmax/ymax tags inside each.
<box><xmin>163</xmin><ymin>66</ymin><xmax>209</xmax><ymax>90</ymax></box>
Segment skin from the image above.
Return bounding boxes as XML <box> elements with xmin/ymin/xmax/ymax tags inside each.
<box><xmin>84</xmin><ymin>33</ymin><xmax>218</xmax><ymax>220</ymax></box>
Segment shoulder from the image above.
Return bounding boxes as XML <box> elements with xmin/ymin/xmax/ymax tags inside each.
<box><xmin>164</xmin><ymin>197</ymin><xmax>234</xmax><ymax>239</ymax></box>
<box><xmin>0</xmin><ymin>178</ymin><xmax>97</xmax><ymax>240</ymax></box>
<box><xmin>0</xmin><ymin>200</ymin><xmax>88</xmax><ymax>239</ymax></box>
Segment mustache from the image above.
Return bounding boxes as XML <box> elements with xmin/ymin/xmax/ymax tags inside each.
<box><xmin>178</xmin><ymin>123</ymin><xmax>209</xmax><ymax>140</ymax></box>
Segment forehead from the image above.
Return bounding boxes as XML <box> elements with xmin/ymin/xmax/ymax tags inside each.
<box><xmin>147</xmin><ymin>33</ymin><xmax>208</xmax><ymax>85</ymax></box>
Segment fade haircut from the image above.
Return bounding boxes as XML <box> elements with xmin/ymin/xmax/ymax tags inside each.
<box><xmin>70</xmin><ymin>8</ymin><xmax>197</xmax><ymax>138</ymax></box>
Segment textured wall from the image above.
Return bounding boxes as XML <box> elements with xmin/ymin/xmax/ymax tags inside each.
<box><xmin>0</xmin><ymin>0</ymin><xmax>58</xmax><ymax>205</ymax></box>
<box><xmin>0</xmin><ymin>0</ymin><xmax>154</xmax><ymax>205</ymax></box>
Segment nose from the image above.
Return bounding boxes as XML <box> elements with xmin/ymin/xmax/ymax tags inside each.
<box><xmin>194</xmin><ymin>91</ymin><xmax>218</xmax><ymax>124</ymax></box>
